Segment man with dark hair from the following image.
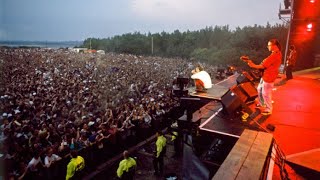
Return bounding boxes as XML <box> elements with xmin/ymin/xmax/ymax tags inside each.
<box><xmin>66</xmin><ymin>150</ymin><xmax>85</xmax><ymax>180</ymax></box>
<box><xmin>191</xmin><ymin>64</ymin><xmax>212</xmax><ymax>92</ymax></box>
<box><xmin>286</xmin><ymin>45</ymin><xmax>297</xmax><ymax>80</ymax></box>
<box><xmin>153</xmin><ymin>130</ymin><xmax>167</xmax><ymax>176</ymax></box>
<box><xmin>244</xmin><ymin>39</ymin><xmax>282</xmax><ymax>115</ymax></box>
<box><xmin>117</xmin><ymin>150</ymin><xmax>137</xmax><ymax>179</ymax></box>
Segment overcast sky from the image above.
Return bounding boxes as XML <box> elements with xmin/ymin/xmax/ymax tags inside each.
<box><xmin>0</xmin><ymin>0</ymin><xmax>284</xmax><ymax>41</ymax></box>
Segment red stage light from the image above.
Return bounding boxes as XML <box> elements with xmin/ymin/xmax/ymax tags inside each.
<box><xmin>310</xmin><ymin>0</ymin><xmax>315</xmax><ymax>3</ymax></box>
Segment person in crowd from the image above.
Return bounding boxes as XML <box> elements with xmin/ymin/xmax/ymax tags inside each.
<box><xmin>116</xmin><ymin>150</ymin><xmax>137</xmax><ymax>180</ymax></box>
<box><xmin>153</xmin><ymin>130</ymin><xmax>167</xmax><ymax>176</ymax></box>
<box><xmin>44</xmin><ymin>147</ymin><xmax>62</xmax><ymax>168</ymax></box>
<box><xmin>171</xmin><ymin>131</ymin><xmax>181</xmax><ymax>158</ymax></box>
<box><xmin>191</xmin><ymin>64</ymin><xmax>212</xmax><ymax>92</ymax></box>
<box><xmin>245</xmin><ymin>39</ymin><xmax>282</xmax><ymax>115</ymax></box>
<box><xmin>20</xmin><ymin>150</ymin><xmax>45</xmax><ymax>180</ymax></box>
<box><xmin>44</xmin><ymin>147</ymin><xmax>62</xmax><ymax>179</ymax></box>
<box><xmin>0</xmin><ymin>47</ymin><xmax>219</xmax><ymax>178</ymax></box>
<box><xmin>286</xmin><ymin>45</ymin><xmax>297</xmax><ymax>80</ymax></box>
<box><xmin>66</xmin><ymin>150</ymin><xmax>85</xmax><ymax>180</ymax></box>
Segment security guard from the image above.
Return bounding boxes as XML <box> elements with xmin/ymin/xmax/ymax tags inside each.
<box><xmin>153</xmin><ymin>130</ymin><xmax>166</xmax><ymax>175</ymax></box>
<box><xmin>117</xmin><ymin>150</ymin><xmax>137</xmax><ymax>180</ymax></box>
<box><xmin>171</xmin><ymin>131</ymin><xmax>178</xmax><ymax>141</ymax></box>
<box><xmin>66</xmin><ymin>150</ymin><xmax>85</xmax><ymax>180</ymax></box>
<box><xmin>171</xmin><ymin>131</ymin><xmax>181</xmax><ymax>157</ymax></box>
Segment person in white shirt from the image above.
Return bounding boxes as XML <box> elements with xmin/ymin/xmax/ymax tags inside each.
<box><xmin>19</xmin><ymin>151</ymin><xmax>45</xmax><ymax>179</ymax></box>
<box><xmin>27</xmin><ymin>152</ymin><xmax>44</xmax><ymax>172</ymax></box>
<box><xmin>44</xmin><ymin>148</ymin><xmax>62</xmax><ymax>179</ymax></box>
<box><xmin>44</xmin><ymin>148</ymin><xmax>62</xmax><ymax>168</ymax></box>
<box><xmin>191</xmin><ymin>64</ymin><xmax>212</xmax><ymax>92</ymax></box>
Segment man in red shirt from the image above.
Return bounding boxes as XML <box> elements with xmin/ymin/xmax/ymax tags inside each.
<box><xmin>246</xmin><ymin>39</ymin><xmax>282</xmax><ymax>115</ymax></box>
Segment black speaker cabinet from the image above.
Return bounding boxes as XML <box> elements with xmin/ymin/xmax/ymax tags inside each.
<box><xmin>236</xmin><ymin>71</ymin><xmax>254</xmax><ymax>84</ymax></box>
<box><xmin>237</xmin><ymin>82</ymin><xmax>258</xmax><ymax>103</ymax></box>
<box><xmin>221</xmin><ymin>86</ymin><xmax>245</xmax><ymax>115</ymax></box>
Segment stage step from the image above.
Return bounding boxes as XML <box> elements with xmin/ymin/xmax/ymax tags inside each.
<box><xmin>212</xmin><ymin>129</ymin><xmax>273</xmax><ymax>180</ymax></box>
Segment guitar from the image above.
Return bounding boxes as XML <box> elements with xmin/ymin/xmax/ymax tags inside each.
<box><xmin>239</xmin><ymin>55</ymin><xmax>264</xmax><ymax>76</ymax></box>
<box><xmin>240</xmin><ymin>55</ymin><xmax>251</xmax><ymax>63</ymax></box>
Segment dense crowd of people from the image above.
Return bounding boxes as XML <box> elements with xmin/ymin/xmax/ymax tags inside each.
<box><xmin>0</xmin><ymin>47</ymin><xmax>222</xmax><ymax>179</ymax></box>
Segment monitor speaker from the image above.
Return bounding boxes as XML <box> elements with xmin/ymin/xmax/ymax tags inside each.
<box><xmin>237</xmin><ymin>82</ymin><xmax>258</xmax><ymax>103</ymax></box>
<box><xmin>221</xmin><ymin>86</ymin><xmax>246</xmax><ymax>115</ymax></box>
<box><xmin>249</xmin><ymin>70</ymin><xmax>261</xmax><ymax>81</ymax></box>
<box><xmin>236</xmin><ymin>71</ymin><xmax>254</xmax><ymax>84</ymax></box>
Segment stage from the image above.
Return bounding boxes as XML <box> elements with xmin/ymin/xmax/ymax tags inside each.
<box><xmin>188</xmin><ymin>72</ymin><xmax>260</xmax><ymax>138</ymax></box>
<box><xmin>188</xmin><ymin>72</ymin><xmax>239</xmax><ymax>100</ymax></box>
<box><xmin>190</xmin><ymin>67</ymin><xmax>320</xmax><ymax>179</ymax></box>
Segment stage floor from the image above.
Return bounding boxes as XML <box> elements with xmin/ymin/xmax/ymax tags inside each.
<box><xmin>194</xmin><ymin>67</ymin><xmax>320</xmax><ymax>179</ymax></box>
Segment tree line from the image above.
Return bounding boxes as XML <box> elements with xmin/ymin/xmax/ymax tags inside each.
<box><xmin>81</xmin><ymin>23</ymin><xmax>288</xmax><ymax>67</ymax></box>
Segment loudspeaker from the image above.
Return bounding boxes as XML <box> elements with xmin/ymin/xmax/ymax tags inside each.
<box><xmin>236</xmin><ymin>71</ymin><xmax>254</xmax><ymax>84</ymax></box>
<box><xmin>249</xmin><ymin>70</ymin><xmax>262</xmax><ymax>81</ymax></box>
<box><xmin>221</xmin><ymin>86</ymin><xmax>245</xmax><ymax>115</ymax></box>
<box><xmin>237</xmin><ymin>82</ymin><xmax>258</xmax><ymax>103</ymax></box>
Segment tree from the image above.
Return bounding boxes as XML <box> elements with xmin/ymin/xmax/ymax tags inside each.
<box><xmin>81</xmin><ymin>24</ymin><xmax>288</xmax><ymax>68</ymax></box>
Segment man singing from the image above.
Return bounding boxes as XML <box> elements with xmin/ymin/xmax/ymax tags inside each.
<box><xmin>191</xmin><ymin>64</ymin><xmax>212</xmax><ymax>92</ymax></box>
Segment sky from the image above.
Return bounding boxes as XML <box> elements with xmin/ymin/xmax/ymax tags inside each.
<box><xmin>0</xmin><ymin>0</ymin><xmax>284</xmax><ymax>41</ymax></box>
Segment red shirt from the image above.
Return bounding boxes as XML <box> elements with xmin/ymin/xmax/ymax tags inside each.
<box><xmin>261</xmin><ymin>51</ymin><xmax>282</xmax><ymax>83</ymax></box>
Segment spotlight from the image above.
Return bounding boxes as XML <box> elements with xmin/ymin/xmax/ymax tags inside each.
<box><xmin>307</xmin><ymin>23</ymin><xmax>313</xmax><ymax>31</ymax></box>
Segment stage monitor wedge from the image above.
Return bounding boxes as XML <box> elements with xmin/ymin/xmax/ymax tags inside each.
<box><xmin>237</xmin><ymin>82</ymin><xmax>258</xmax><ymax>103</ymax></box>
<box><xmin>236</xmin><ymin>71</ymin><xmax>254</xmax><ymax>84</ymax></box>
<box><xmin>221</xmin><ymin>87</ymin><xmax>244</xmax><ymax>115</ymax></box>
<box><xmin>249</xmin><ymin>70</ymin><xmax>262</xmax><ymax>81</ymax></box>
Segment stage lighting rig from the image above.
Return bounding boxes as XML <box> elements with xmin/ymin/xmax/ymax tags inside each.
<box><xmin>284</xmin><ymin>0</ymin><xmax>291</xmax><ymax>9</ymax></box>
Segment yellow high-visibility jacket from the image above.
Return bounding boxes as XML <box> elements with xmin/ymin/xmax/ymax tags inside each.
<box><xmin>156</xmin><ymin>135</ymin><xmax>167</xmax><ymax>158</ymax></box>
<box><xmin>117</xmin><ymin>157</ymin><xmax>137</xmax><ymax>178</ymax></box>
<box><xmin>171</xmin><ymin>131</ymin><xmax>178</xmax><ymax>141</ymax></box>
<box><xmin>66</xmin><ymin>156</ymin><xmax>85</xmax><ymax>180</ymax></box>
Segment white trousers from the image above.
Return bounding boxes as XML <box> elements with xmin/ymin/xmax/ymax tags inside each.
<box><xmin>257</xmin><ymin>79</ymin><xmax>274</xmax><ymax>112</ymax></box>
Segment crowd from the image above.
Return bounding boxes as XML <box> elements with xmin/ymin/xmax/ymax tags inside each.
<box><xmin>0</xmin><ymin>47</ymin><xmax>221</xmax><ymax>179</ymax></box>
